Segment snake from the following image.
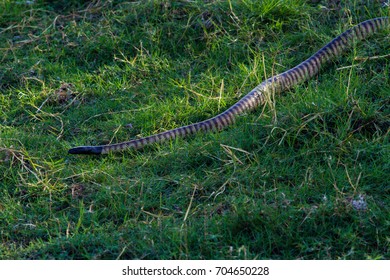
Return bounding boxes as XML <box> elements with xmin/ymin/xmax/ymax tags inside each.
<box><xmin>69</xmin><ymin>17</ymin><xmax>389</xmax><ymax>155</ymax></box>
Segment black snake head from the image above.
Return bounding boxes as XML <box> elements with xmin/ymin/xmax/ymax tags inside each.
<box><xmin>68</xmin><ymin>146</ymin><xmax>103</xmax><ymax>155</ymax></box>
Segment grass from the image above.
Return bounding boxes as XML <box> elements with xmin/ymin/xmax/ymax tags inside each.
<box><xmin>0</xmin><ymin>0</ymin><xmax>389</xmax><ymax>260</ymax></box>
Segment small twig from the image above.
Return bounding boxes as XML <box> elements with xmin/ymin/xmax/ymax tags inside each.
<box><xmin>80</xmin><ymin>106</ymin><xmax>152</xmax><ymax>126</ymax></box>
<box><xmin>218</xmin><ymin>79</ymin><xmax>224</xmax><ymax>111</ymax></box>
<box><xmin>337</xmin><ymin>53</ymin><xmax>390</xmax><ymax>71</ymax></box>
<box><xmin>172</xmin><ymin>79</ymin><xmax>222</xmax><ymax>100</ymax></box>
<box><xmin>183</xmin><ymin>185</ymin><xmax>197</xmax><ymax>223</ymax></box>
<box><xmin>109</xmin><ymin>125</ymin><xmax>122</xmax><ymax>145</ymax></box>
<box><xmin>354</xmin><ymin>53</ymin><xmax>390</xmax><ymax>62</ymax></box>
<box><xmin>336</xmin><ymin>64</ymin><xmax>360</xmax><ymax>71</ymax></box>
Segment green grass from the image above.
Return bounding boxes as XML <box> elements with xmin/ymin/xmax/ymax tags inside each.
<box><xmin>0</xmin><ymin>0</ymin><xmax>389</xmax><ymax>259</ymax></box>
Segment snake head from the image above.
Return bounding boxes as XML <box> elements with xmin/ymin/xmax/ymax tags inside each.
<box><xmin>68</xmin><ymin>146</ymin><xmax>103</xmax><ymax>155</ymax></box>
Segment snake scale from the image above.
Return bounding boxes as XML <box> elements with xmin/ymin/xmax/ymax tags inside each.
<box><xmin>69</xmin><ymin>17</ymin><xmax>389</xmax><ymax>155</ymax></box>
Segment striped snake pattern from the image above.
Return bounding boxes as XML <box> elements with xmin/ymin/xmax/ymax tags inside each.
<box><xmin>69</xmin><ymin>17</ymin><xmax>389</xmax><ymax>155</ymax></box>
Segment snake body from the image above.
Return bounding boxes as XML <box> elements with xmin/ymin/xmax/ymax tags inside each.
<box><xmin>69</xmin><ymin>17</ymin><xmax>389</xmax><ymax>155</ymax></box>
